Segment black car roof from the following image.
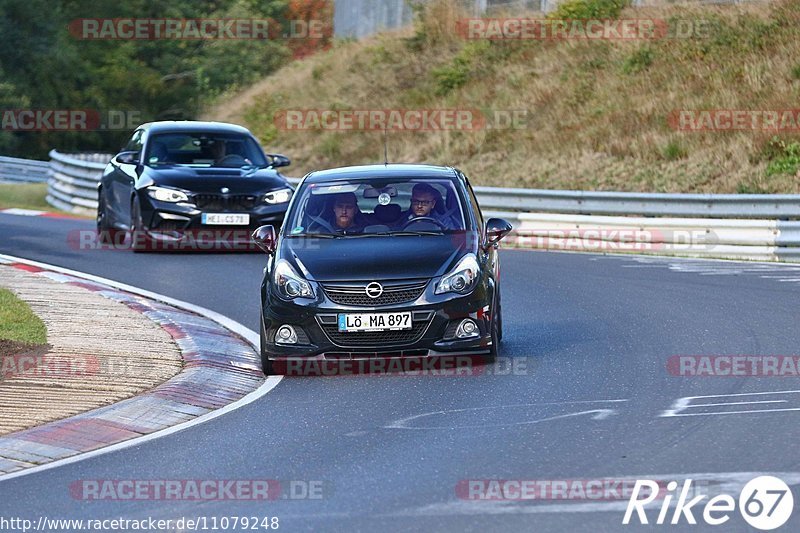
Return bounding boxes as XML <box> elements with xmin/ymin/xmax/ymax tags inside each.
<box><xmin>303</xmin><ymin>164</ymin><xmax>460</xmax><ymax>183</ymax></box>
<box><xmin>139</xmin><ymin>120</ymin><xmax>253</xmax><ymax>136</ymax></box>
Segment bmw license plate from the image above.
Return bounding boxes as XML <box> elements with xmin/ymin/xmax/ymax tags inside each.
<box><xmin>201</xmin><ymin>213</ymin><xmax>250</xmax><ymax>225</ymax></box>
<box><xmin>338</xmin><ymin>312</ymin><xmax>412</xmax><ymax>332</ymax></box>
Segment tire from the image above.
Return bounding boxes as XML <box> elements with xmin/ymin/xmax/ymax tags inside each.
<box><xmin>486</xmin><ymin>287</ymin><xmax>502</xmax><ymax>363</ymax></box>
<box><xmin>96</xmin><ymin>193</ymin><xmax>121</xmax><ymax>246</ymax></box>
<box><xmin>129</xmin><ymin>198</ymin><xmax>148</xmax><ymax>253</ymax></box>
<box><xmin>260</xmin><ymin>319</ymin><xmax>273</xmax><ymax>376</ymax></box>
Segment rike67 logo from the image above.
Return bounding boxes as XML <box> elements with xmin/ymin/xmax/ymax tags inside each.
<box><xmin>623</xmin><ymin>476</ymin><xmax>793</xmax><ymax>530</ymax></box>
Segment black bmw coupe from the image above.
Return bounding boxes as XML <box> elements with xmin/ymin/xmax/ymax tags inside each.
<box><xmin>97</xmin><ymin>121</ymin><xmax>294</xmax><ymax>251</ymax></box>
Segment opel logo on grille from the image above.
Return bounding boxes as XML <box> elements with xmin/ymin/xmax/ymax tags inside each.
<box><xmin>220</xmin><ymin>187</ymin><xmax>230</xmax><ymax>194</ymax></box>
<box><xmin>365</xmin><ymin>282</ymin><xmax>383</xmax><ymax>299</ymax></box>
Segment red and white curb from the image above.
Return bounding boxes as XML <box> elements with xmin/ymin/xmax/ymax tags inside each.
<box><xmin>0</xmin><ymin>208</ymin><xmax>84</xmax><ymax>219</ymax></box>
<box><xmin>0</xmin><ymin>254</ymin><xmax>282</xmax><ymax>481</ymax></box>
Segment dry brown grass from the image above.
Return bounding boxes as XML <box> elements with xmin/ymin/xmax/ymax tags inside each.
<box><xmin>205</xmin><ymin>0</ymin><xmax>800</xmax><ymax>192</ymax></box>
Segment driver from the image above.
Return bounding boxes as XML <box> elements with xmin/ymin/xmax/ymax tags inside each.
<box><xmin>400</xmin><ymin>183</ymin><xmax>453</xmax><ymax>229</ymax></box>
<box><xmin>210</xmin><ymin>140</ymin><xmax>227</xmax><ymax>164</ymax></box>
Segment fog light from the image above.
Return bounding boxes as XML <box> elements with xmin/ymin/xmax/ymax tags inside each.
<box><xmin>275</xmin><ymin>325</ymin><xmax>298</xmax><ymax>345</ymax></box>
<box><xmin>455</xmin><ymin>319</ymin><xmax>479</xmax><ymax>339</ymax></box>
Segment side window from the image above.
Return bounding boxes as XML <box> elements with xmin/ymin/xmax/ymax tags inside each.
<box><xmin>124</xmin><ymin>130</ymin><xmax>144</xmax><ymax>152</ymax></box>
<box><xmin>461</xmin><ymin>172</ymin><xmax>483</xmax><ymax>230</ymax></box>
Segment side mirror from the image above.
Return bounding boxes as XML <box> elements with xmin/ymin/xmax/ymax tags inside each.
<box><xmin>268</xmin><ymin>153</ymin><xmax>291</xmax><ymax>168</ymax></box>
<box><xmin>252</xmin><ymin>225</ymin><xmax>277</xmax><ymax>254</ymax></box>
<box><xmin>484</xmin><ymin>218</ymin><xmax>512</xmax><ymax>249</ymax></box>
<box><xmin>116</xmin><ymin>151</ymin><xmax>140</xmax><ymax>165</ymax></box>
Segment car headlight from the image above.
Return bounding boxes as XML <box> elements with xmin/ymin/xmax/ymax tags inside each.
<box><xmin>273</xmin><ymin>259</ymin><xmax>314</xmax><ymax>299</ymax></box>
<box><xmin>264</xmin><ymin>188</ymin><xmax>292</xmax><ymax>204</ymax></box>
<box><xmin>147</xmin><ymin>186</ymin><xmax>188</xmax><ymax>203</ymax></box>
<box><xmin>435</xmin><ymin>254</ymin><xmax>479</xmax><ymax>295</ymax></box>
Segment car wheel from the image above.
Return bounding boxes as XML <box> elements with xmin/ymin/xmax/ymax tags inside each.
<box><xmin>260</xmin><ymin>320</ymin><xmax>273</xmax><ymax>376</ymax></box>
<box><xmin>496</xmin><ymin>286</ymin><xmax>503</xmax><ymax>343</ymax></box>
<box><xmin>96</xmin><ymin>193</ymin><xmax>120</xmax><ymax>246</ymax></box>
<box><xmin>129</xmin><ymin>197</ymin><xmax>148</xmax><ymax>253</ymax></box>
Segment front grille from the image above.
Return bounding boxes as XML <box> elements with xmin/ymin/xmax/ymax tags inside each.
<box><xmin>193</xmin><ymin>194</ymin><xmax>258</xmax><ymax>211</ymax></box>
<box><xmin>320</xmin><ymin>320</ymin><xmax>429</xmax><ymax>347</ymax></box>
<box><xmin>322</xmin><ymin>279</ymin><xmax>428</xmax><ymax>307</ymax></box>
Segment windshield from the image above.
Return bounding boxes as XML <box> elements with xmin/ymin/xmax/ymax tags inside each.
<box><xmin>286</xmin><ymin>178</ymin><xmax>468</xmax><ymax>236</ymax></box>
<box><xmin>144</xmin><ymin>132</ymin><xmax>268</xmax><ymax>168</ymax></box>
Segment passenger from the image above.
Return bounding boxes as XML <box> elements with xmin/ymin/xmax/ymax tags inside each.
<box><xmin>329</xmin><ymin>192</ymin><xmax>364</xmax><ymax>233</ymax></box>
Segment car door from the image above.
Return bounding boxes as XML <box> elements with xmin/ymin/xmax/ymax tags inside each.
<box><xmin>108</xmin><ymin>129</ymin><xmax>145</xmax><ymax>224</ymax></box>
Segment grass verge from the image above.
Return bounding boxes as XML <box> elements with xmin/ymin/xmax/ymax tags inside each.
<box><xmin>0</xmin><ymin>288</ymin><xmax>47</xmax><ymax>345</ymax></box>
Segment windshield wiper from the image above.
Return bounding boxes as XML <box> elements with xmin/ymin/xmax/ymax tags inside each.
<box><xmin>288</xmin><ymin>233</ymin><xmax>340</xmax><ymax>239</ymax></box>
<box><xmin>390</xmin><ymin>230</ymin><xmax>444</xmax><ymax>236</ymax></box>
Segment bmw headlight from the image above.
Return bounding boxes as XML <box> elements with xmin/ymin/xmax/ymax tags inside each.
<box><xmin>435</xmin><ymin>254</ymin><xmax>479</xmax><ymax>295</ymax></box>
<box><xmin>264</xmin><ymin>188</ymin><xmax>292</xmax><ymax>205</ymax></box>
<box><xmin>147</xmin><ymin>186</ymin><xmax>188</xmax><ymax>203</ymax></box>
<box><xmin>273</xmin><ymin>259</ymin><xmax>314</xmax><ymax>299</ymax></box>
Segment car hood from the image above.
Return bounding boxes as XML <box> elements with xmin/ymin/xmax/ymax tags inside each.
<box><xmin>283</xmin><ymin>234</ymin><xmax>476</xmax><ymax>282</ymax></box>
<box><xmin>141</xmin><ymin>166</ymin><xmax>289</xmax><ymax>194</ymax></box>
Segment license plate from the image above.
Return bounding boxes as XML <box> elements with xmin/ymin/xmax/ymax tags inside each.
<box><xmin>201</xmin><ymin>213</ymin><xmax>250</xmax><ymax>225</ymax></box>
<box><xmin>337</xmin><ymin>312</ymin><xmax>412</xmax><ymax>332</ymax></box>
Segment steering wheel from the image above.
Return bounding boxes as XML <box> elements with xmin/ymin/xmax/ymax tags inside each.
<box><xmin>402</xmin><ymin>216</ymin><xmax>447</xmax><ymax>230</ymax></box>
<box><xmin>217</xmin><ymin>154</ymin><xmax>248</xmax><ymax>167</ymax></box>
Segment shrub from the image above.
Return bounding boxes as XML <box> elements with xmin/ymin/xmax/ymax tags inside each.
<box><xmin>550</xmin><ymin>0</ymin><xmax>631</xmax><ymax>20</ymax></box>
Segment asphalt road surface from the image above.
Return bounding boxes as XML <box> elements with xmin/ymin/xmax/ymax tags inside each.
<box><xmin>1</xmin><ymin>212</ymin><xmax>800</xmax><ymax>532</ymax></box>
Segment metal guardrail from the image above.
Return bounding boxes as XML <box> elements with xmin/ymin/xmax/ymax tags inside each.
<box><xmin>0</xmin><ymin>156</ymin><xmax>50</xmax><ymax>184</ymax></box>
<box><xmin>46</xmin><ymin>151</ymin><xmax>111</xmax><ymax>214</ymax></box>
<box><xmin>24</xmin><ymin>150</ymin><xmax>800</xmax><ymax>262</ymax></box>
<box><xmin>474</xmin><ymin>187</ymin><xmax>800</xmax><ymax>219</ymax></box>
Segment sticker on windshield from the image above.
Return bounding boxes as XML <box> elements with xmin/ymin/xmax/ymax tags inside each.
<box><xmin>292</xmin><ymin>226</ymin><xmax>304</xmax><ymax>234</ymax></box>
<box><xmin>378</xmin><ymin>193</ymin><xmax>391</xmax><ymax>205</ymax></box>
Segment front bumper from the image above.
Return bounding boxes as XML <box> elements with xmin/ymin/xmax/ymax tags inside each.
<box><xmin>137</xmin><ymin>195</ymin><xmax>287</xmax><ymax>250</ymax></box>
<box><xmin>260</xmin><ymin>278</ymin><xmax>495</xmax><ymax>360</ymax></box>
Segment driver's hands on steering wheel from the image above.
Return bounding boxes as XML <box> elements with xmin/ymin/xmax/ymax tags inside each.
<box><xmin>402</xmin><ymin>216</ymin><xmax>447</xmax><ymax>230</ymax></box>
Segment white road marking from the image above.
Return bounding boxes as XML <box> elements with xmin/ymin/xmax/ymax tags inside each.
<box><xmin>660</xmin><ymin>390</ymin><xmax>800</xmax><ymax>418</ymax></box>
<box><xmin>0</xmin><ymin>208</ymin><xmax>47</xmax><ymax>216</ymax></box>
<box><xmin>385</xmin><ymin>400</ymin><xmax>627</xmax><ymax>430</ymax></box>
<box><xmin>0</xmin><ymin>253</ymin><xmax>282</xmax><ymax>483</ymax></box>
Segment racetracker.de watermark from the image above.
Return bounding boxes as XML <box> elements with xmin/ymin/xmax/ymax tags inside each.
<box><xmin>69</xmin><ymin>479</ymin><xmax>327</xmax><ymax>501</ymax></box>
<box><xmin>667</xmin><ymin>355</ymin><xmax>800</xmax><ymax>377</ymax></box>
<box><xmin>68</xmin><ymin>18</ymin><xmax>326</xmax><ymax>40</ymax></box>
<box><xmin>68</xmin><ymin>230</ymin><xmax>262</xmax><ymax>252</ymax></box>
<box><xmin>274</xmin><ymin>108</ymin><xmax>533</xmax><ymax>131</ymax></box>
<box><xmin>272</xmin><ymin>356</ymin><xmax>527</xmax><ymax>377</ymax></box>
<box><xmin>456</xmin><ymin>479</ymin><xmax>716</xmax><ymax>501</ymax></box>
<box><xmin>456</xmin><ymin>18</ymin><xmax>712</xmax><ymax>40</ymax></box>
<box><xmin>0</xmin><ymin>354</ymin><xmax>99</xmax><ymax>380</ymax></box>
<box><xmin>669</xmin><ymin>109</ymin><xmax>800</xmax><ymax>132</ymax></box>
<box><xmin>1</xmin><ymin>109</ymin><xmax>142</xmax><ymax>131</ymax></box>
<box><xmin>504</xmin><ymin>229</ymin><xmax>720</xmax><ymax>252</ymax></box>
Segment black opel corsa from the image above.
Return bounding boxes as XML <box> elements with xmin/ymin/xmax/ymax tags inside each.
<box><xmin>97</xmin><ymin>121</ymin><xmax>294</xmax><ymax>251</ymax></box>
<box><xmin>252</xmin><ymin>164</ymin><xmax>512</xmax><ymax>375</ymax></box>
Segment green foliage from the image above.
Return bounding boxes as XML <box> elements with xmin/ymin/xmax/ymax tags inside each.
<box><xmin>622</xmin><ymin>46</ymin><xmax>654</xmax><ymax>74</ymax></box>
<box><xmin>550</xmin><ymin>0</ymin><xmax>631</xmax><ymax>20</ymax></box>
<box><xmin>765</xmin><ymin>139</ymin><xmax>800</xmax><ymax>176</ymax></box>
<box><xmin>662</xmin><ymin>140</ymin><xmax>687</xmax><ymax>161</ymax></box>
<box><xmin>432</xmin><ymin>41</ymin><xmax>490</xmax><ymax>96</ymax></box>
<box><xmin>0</xmin><ymin>0</ymin><xmax>295</xmax><ymax>158</ymax></box>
